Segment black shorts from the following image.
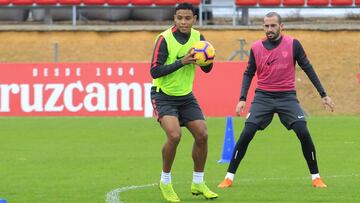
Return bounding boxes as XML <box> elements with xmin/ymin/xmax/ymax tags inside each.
<box><xmin>246</xmin><ymin>89</ymin><xmax>306</xmax><ymax>130</ymax></box>
<box><xmin>150</xmin><ymin>87</ymin><xmax>205</xmax><ymax>126</ymax></box>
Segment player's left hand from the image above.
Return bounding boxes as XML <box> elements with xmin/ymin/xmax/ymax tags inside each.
<box><xmin>322</xmin><ymin>96</ymin><xmax>335</xmax><ymax>112</ymax></box>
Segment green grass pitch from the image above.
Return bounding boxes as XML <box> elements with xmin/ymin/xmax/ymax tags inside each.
<box><xmin>0</xmin><ymin>116</ymin><xmax>359</xmax><ymax>202</ymax></box>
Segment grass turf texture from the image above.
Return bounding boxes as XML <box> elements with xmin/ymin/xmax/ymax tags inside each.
<box><xmin>0</xmin><ymin>116</ymin><xmax>359</xmax><ymax>202</ymax></box>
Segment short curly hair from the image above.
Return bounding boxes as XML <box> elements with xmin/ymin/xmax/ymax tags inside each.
<box><xmin>175</xmin><ymin>2</ymin><xmax>195</xmax><ymax>15</ymax></box>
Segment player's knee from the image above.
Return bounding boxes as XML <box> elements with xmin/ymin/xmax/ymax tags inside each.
<box><xmin>168</xmin><ymin>135</ymin><xmax>181</xmax><ymax>145</ymax></box>
<box><xmin>194</xmin><ymin>130</ymin><xmax>208</xmax><ymax>145</ymax></box>
<box><xmin>292</xmin><ymin>122</ymin><xmax>312</xmax><ymax>143</ymax></box>
<box><xmin>238</xmin><ymin>133</ymin><xmax>253</xmax><ymax>145</ymax></box>
<box><xmin>239</xmin><ymin>123</ymin><xmax>258</xmax><ymax>143</ymax></box>
<box><xmin>167</xmin><ymin>131</ymin><xmax>182</xmax><ymax>144</ymax></box>
<box><xmin>292</xmin><ymin>122</ymin><xmax>311</xmax><ymax>139</ymax></box>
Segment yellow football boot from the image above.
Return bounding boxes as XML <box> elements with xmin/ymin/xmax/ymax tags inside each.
<box><xmin>159</xmin><ymin>181</ymin><xmax>180</xmax><ymax>202</ymax></box>
<box><xmin>191</xmin><ymin>182</ymin><xmax>219</xmax><ymax>199</ymax></box>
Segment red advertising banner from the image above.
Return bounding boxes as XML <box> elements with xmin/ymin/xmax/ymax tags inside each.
<box><xmin>194</xmin><ymin>61</ymin><xmax>256</xmax><ymax>117</ymax></box>
<box><xmin>0</xmin><ymin>62</ymin><xmax>255</xmax><ymax>117</ymax></box>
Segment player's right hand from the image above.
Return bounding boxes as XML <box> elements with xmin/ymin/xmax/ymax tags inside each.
<box><xmin>181</xmin><ymin>48</ymin><xmax>197</xmax><ymax>65</ymax></box>
<box><xmin>235</xmin><ymin>101</ymin><xmax>246</xmax><ymax>116</ymax></box>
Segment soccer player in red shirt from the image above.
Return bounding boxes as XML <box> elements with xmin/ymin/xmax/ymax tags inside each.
<box><xmin>218</xmin><ymin>12</ymin><xmax>335</xmax><ymax>189</ymax></box>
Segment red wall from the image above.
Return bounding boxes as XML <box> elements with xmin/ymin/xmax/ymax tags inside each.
<box><xmin>0</xmin><ymin>62</ymin><xmax>255</xmax><ymax>117</ymax></box>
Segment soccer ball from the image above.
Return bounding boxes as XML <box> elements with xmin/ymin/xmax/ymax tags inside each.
<box><xmin>191</xmin><ymin>41</ymin><xmax>215</xmax><ymax>66</ymax></box>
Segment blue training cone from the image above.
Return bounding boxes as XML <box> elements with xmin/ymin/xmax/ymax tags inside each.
<box><xmin>218</xmin><ymin>116</ymin><xmax>236</xmax><ymax>163</ymax></box>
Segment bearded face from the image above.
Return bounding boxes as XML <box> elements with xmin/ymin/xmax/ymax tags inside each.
<box><xmin>263</xmin><ymin>16</ymin><xmax>283</xmax><ymax>41</ymax></box>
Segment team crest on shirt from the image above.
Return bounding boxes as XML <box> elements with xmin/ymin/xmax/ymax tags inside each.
<box><xmin>282</xmin><ymin>51</ymin><xmax>288</xmax><ymax>58</ymax></box>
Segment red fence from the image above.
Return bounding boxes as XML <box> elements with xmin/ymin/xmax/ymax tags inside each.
<box><xmin>1</xmin><ymin>0</ymin><xmax>359</xmax><ymax>6</ymax></box>
<box><xmin>1</xmin><ymin>0</ymin><xmax>358</xmax><ymax>26</ymax></box>
<box><xmin>0</xmin><ymin>61</ymin><xmax>255</xmax><ymax>117</ymax></box>
<box><xmin>0</xmin><ymin>0</ymin><xmax>201</xmax><ymax>5</ymax></box>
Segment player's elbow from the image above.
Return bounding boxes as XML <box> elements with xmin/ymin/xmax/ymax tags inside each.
<box><xmin>150</xmin><ymin>68</ymin><xmax>160</xmax><ymax>79</ymax></box>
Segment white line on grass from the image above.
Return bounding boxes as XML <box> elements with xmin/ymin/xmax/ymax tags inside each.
<box><xmin>238</xmin><ymin>173</ymin><xmax>360</xmax><ymax>182</ymax></box>
<box><xmin>105</xmin><ymin>183</ymin><xmax>157</xmax><ymax>203</ymax></box>
<box><xmin>105</xmin><ymin>173</ymin><xmax>360</xmax><ymax>203</ymax></box>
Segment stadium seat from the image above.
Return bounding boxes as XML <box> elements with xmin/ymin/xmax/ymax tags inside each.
<box><xmin>177</xmin><ymin>0</ymin><xmax>200</xmax><ymax>5</ymax></box>
<box><xmin>131</xmin><ymin>0</ymin><xmax>153</xmax><ymax>5</ymax></box>
<box><xmin>154</xmin><ymin>0</ymin><xmax>176</xmax><ymax>5</ymax></box>
<box><xmin>12</xmin><ymin>0</ymin><xmax>34</xmax><ymax>5</ymax></box>
<box><xmin>83</xmin><ymin>0</ymin><xmax>106</xmax><ymax>5</ymax></box>
<box><xmin>356</xmin><ymin>0</ymin><xmax>360</xmax><ymax>4</ymax></box>
<box><xmin>307</xmin><ymin>0</ymin><xmax>329</xmax><ymax>5</ymax></box>
<box><xmin>132</xmin><ymin>7</ymin><xmax>173</xmax><ymax>20</ymax></box>
<box><xmin>283</xmin><ymin>0</ymin><xmax>305</xmax><ymax>6</ymax></box>
<box><xmin>35</xmin><ymin>0</ymin><xmax>57</xmax><ymax>5</ymax></box>
<box><xmin>0</xmin><ymin>0</ymin><xmax>10</xmax><ymax>5</ymax></box>
<box><xmin>0</xmin><ymin>8</ymin><xmax>29</xmax><ymax>20</ymax></box>
<box><xmin>107</xmin><ymin>0</ymin><xmax>129</xmax><ymax>5</ymax></box>
<box><xmin>58</xmin><ymin>0</ymin><xmax>81</xmax><ymax>4</ymax></box>
<box><xmin>235</xmin><ymin>0</ymin><xmax>257</xmax><ymax>6</ymax></box>
<box><xmin>82</xmin><ymin>8</ymin><xmax>131</xmax><ymax>20</ymax></box>
<box><xmin>259</xmin><ymin>0</ymin><xmax>281</xmax><ymax>5</ymax></box>
<box><xmin>330</xmin><ymin>0</ymin><xmax>352</xmax><ymax>5</ymax></box>
<box><xmin>31</xmin><ymin>8</ymin><xmax>75</xmax><ymax>21</ymax></box>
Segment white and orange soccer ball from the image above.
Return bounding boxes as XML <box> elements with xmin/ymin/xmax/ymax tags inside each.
<box><xmin>191</xmin><ymin>41</ymin><xmax>215</xmax><ymax>66</ymax></box>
